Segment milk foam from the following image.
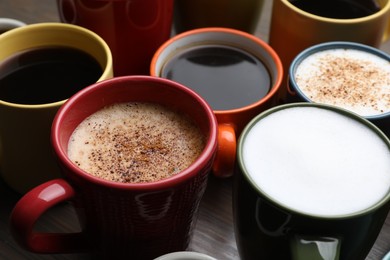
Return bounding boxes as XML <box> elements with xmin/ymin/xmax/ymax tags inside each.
<box><xmin>295</xmin><ymin>49</ymin><xmax>390</xmax><ymax>117</ymax></box>
<box><xmin>67</xmin><ymin>102</ymin><xmax>205</xmax><ymax>183</ymax></box>
<box><xmin>242</xmin><ymin>107</ymin><xmax>390</xmax><ymax>216</ymax></box>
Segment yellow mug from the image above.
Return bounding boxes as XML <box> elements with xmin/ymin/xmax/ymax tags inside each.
<box><xmin>0</xmin><ymin>23</ymin><xmax>113</xmax><ymax>193</ymax></box>
<box><xmin>269</xmin><ymin>0</ymin><xmax>390</xmax><ymax>102</ymax></box>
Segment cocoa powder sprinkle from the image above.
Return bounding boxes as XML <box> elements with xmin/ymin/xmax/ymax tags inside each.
<box><xmin>67</xmin><ymin>102</ymin><xmax>205</xmax><ymax>183</ymax></box>
<box><xmin>295</xmin><ymin>49</ymin><xmax>390</xmax><ymax>116</ymax></box>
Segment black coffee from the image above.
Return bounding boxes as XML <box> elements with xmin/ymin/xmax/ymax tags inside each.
<box><xmin>161</xmin><ymin>45</ymin><xmax>271</xmax><ymax>110</ymax></box>
<box><xmin>289</xmin><ymin>0</ymin><xmax>380</xmax><ymax>19</ymax></box>
<box><xmin>0</xmin><ymin>46</ymin><xmax>102</xmax><ymax>104</ymax></box>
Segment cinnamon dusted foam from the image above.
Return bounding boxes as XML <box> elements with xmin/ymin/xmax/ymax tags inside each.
<box><xmin>67</xmin><ymin>102</ymin><xmax>205</xmax><ymax>183</ymax></box>
<box><xmin>295</xmin><ymin>49</ymin><xmax>390</xmax><ymax>116</ymax></box>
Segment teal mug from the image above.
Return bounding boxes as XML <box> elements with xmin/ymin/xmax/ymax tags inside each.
<box><xmin>233</xmin><ymin>103</ymin><xmax>390</xmax><ymax>259</ymax></box>
<box><xmin>288</xmin><ymin>41</ymin><xmax>390</xmax><ymax>137</ymax></box>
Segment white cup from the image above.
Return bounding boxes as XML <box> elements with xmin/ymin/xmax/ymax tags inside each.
<box><xmin>154</xmin><ymin>251</ymin><xmax>217</xmax><ymax>260</ymax></box>
<box><xmin>0</xmin><ymin>18</ymin><xmax>26</xmax><ymax>34</ymax></box>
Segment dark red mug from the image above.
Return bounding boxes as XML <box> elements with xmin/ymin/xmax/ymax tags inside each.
<box><xmin>57</xmin><ymin>0</ymin><xmax>174</xmax><ymax>76</ymax></box>
<box><xmin>10</xmin><ymin>76</ymin><xmax>218</xmax><ymax>259</ymax></box>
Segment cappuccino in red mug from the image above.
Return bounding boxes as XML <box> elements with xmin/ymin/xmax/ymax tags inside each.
<box><xmin>68</xmin><ymin>102</ymin><xmax>205</xmax><ymax>183</ymax></box>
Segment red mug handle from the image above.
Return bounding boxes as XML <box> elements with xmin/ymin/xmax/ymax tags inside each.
<box><xmin>10</xmin><ymin>179</ymin><xmax>87</xmax><ymax>253</ymax></box>
<box><xmin>212</xmin><ymin>124</ymin><xmax>236</xmax><ymax>178</ymax></box>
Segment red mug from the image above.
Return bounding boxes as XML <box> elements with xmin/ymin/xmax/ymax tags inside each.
<box><xmin>10</xmin><ymin>76</ymin><xmax>218</xmax><ymax>259</ymax></box>
<box><xmin>57</xmin><ymin>0</ymin><xmax>174</xmax><ymax>76</ymax></box>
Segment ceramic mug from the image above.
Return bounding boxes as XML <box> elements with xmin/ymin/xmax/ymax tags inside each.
<box><xmin>288</xmin><ymin>41</ymin><xmax>390</xmax><ymax>137</ymax></box>
<box><xmin>57</xmin><ymin>0</ymin><xmax>174</xmax><ymax>76</ymax></box>
<box><xmin>269</xmin><ymin>0</ymin><xmax>390</xmax><ymax>102</ymax></box>
<box><xmin>10</xmin><ymin>76</ymin><xmax>218</xmax><ymax>259</ymax></box>
<box><xmin>154</xmin><ymin>251</ymin><xmax>217</xmax><ymax>260</ymax></box>
<box><xmin>234</xmin><ymin>102</ymin><xmax>390</xmax><ymax>259</ymax></box>
<box><xmin>0</xmin><ymin>18</ymin><xmax>26</xmax><ymax>34</ymax></box>
<box><xmin>151</xmin><ymin>27</ymin><xmax>283</xmax><ymax>178</ymax></box>
<box><xmin>0</xmin><ymin>22</ymin><xmax>113</xmax><ymax>194</ymax></box>
<box><xmin>173</xmin><ymin>0</ymin><xmax>265</xmax><ymax>34</ymax></box>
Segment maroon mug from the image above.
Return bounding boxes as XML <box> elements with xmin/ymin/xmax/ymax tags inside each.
<box><xmin>57</xmin><ymin>0</ymin><xmax>174</xmax><ymax>76</ymax></box>
<box><xmin>10</xmin><ymin>76</ymin><xmax>218</xmax><ymax>259</ymax></box>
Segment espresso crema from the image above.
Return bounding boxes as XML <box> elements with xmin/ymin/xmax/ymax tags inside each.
<box><xmin>295</xmin><ymin>49</ymin><xmax>390</xmax><ymax>117</ymax></box>
<box><xmin>67</xmin><ymin>102</ymin><xmax>205</xmax><ymax>183</ymax></box>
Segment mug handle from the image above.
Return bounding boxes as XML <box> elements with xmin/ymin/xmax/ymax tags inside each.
<box><xmin>286</xmin><ymin>74</ymin><xmax>296</xmax><ymax>96</ymax></box>
<box><xmin>10</xmin><ymin>179</ymin><xmax>88</xmax><ymax>253</ymax></box>
<box><xmin>290</xmin><ymin>235</ymin><xmax>341</xmax><ymax>260</ymax></box>
<box><xmin>212</xmin><ymin>124</ymin><xmax>236</xmax><ymax>178</ymax></box>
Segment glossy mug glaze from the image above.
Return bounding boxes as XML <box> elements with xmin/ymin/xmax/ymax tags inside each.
<box><xmin>151</xmin><ymin>27</ymin><xmax>283</xmax><ymax>178</ymax></box>
<box><xmin>10</xmin><ymin>76</ymin><xmax>218</xmax><ymax>259</ymax></box>
<box><xmin>154</xmin><ymin>251</ymin><xmax>217</xmax><ymax>260</ymax></box>
<box><xmin>0</xmin><ymin>22</ymin><xmax>113</xmax><ymax>194</ymax></box>
<box><xmin>269</xmin><ymin>0</ymin><xmax>390</xmax><ymax>102</ymax></box>
<box><xmin>0</xmin><ymin>18</ymin><xmax>25</xmax><ymax>34</ymax></box>
<box><xmin>234</xmin><ymin>103</ymin><xmax>390</xmax><ymax>260</ymax></box>
<box><xmin>57</xmin><ymin>0</ymin><xmax>174</xmax><ymax>76</ymax></box>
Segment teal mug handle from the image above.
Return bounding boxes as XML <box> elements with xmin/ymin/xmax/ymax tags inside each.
<box><xmin>291</xmin><ymin>235</ymin><xmax>341</xmax><ymax>260</ymax></box>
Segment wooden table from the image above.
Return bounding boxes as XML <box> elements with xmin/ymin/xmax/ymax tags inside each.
<box><xmin>0</xmin><ymin>1</ymin><xmax>389</xmax><ymax>259</ymax></box>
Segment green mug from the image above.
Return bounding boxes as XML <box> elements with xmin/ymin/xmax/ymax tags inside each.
<box><xmin>233</xmin><ymin>103</ymin><xmax>390</xmax><ymax>260</ymax></box>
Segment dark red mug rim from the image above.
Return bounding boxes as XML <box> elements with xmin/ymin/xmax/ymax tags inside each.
<box><xmin>51</xmin><ymin>75</ymin><xmax>218</xmax><ymax>191</ymax></box>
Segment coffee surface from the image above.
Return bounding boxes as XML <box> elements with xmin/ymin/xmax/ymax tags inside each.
<box><xmin>67</xmin><ymin>102</ymin><xmax>205</xmax><ymax>183</ymax></box>
<box><xmin>295</xmin><ymin>48</ymin><xmax>390</xmax><ymax>116</ymax></box>
<box><xmin>161</xmin><ymin>44</ymin><xmax>271</xmax><ymax>110</ymax></box>
<box><xmin>0</xmin><ymin>46</ymin><xmax>102</xmax><ymax>105</ymax></box>
<box><xmin>242</xmin><ymin>107</ymin><xmax>390</xmax><ymax>216</ymax></box>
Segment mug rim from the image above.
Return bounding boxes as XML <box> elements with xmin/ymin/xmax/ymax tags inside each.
<box><xmin>282</xmin><ymin>0</ymin><xmax>390</xmax><ymax>24</ymax></box>
<box><xmin>0</xmin><ymin>17</ymin><xmax>26</xmax><ymax>29</ymax></box>
<box><xmin>153</xmin><ymin>251</ymin><xmax>217</xmax><ymax>260</ymax></box>
<box><xmin>0</xmin><ymin>22</ymin><xmax>113</xmax><ymax>109</ymax></box>
<box><xmin>289</xmin><ymin>41</ymin><xmax>390</xmax><ymax>120</ymax></box>
<box><xmin>383</xmin><ymin>251</ymin><xmax>390</xmax><ymax>260</ymax></box>
<box><xmin>150</xmin><ymin>27</ymin><xmax>283</xmax><ymax>115</ymax></box>
<box><xmin>237</xmin><ymin>102</ymin><xmax>390</xmax><ymax>219</ymax></box>
<box><xmin>51</xmin><ymin>75</ymin><xmax>218</xmax><ymax>191</ymax></box>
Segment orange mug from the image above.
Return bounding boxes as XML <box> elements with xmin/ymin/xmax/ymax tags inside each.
<box><xmin>151</xmin><ymin>27</ymin><xmax>283</xmax><ymax>178</ymax></box>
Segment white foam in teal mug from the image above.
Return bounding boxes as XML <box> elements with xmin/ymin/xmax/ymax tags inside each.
<box><xmin>288</xmin><ymin>41</ymin><xmax>390</xmax><ymax>137</ymax></box>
